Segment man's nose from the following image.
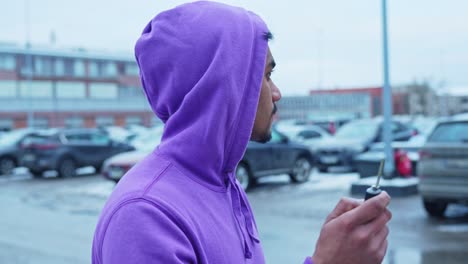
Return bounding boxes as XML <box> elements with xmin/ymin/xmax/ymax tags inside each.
<box><xmin>272</xmin><ymin>82</ymin><xmax>281</xmax><ymax>102</ymax></box>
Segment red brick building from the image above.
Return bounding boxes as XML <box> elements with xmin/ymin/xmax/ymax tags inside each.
<box><xmin>0</xmin><ymin>43</ymin><xmax>156</xmax><ymax>130</ymax></box>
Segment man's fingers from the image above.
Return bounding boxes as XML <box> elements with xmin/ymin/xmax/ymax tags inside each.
<box><xmin>365</xmin><ymin>208</ymin><xmax>392</xmax><ymax>236</ymax></box>
<box><xmin>368</xmin><ymin>225</ymin><xmax>389</xmax><ymax>263</ymax></box>
<box><xmin>343</xmin><ymin>191</ymin><xmax>391</xmax><ymax>226</ymax></box>
<box><xmin>376</xmin><ymin>239</ymin><xmax>388</xmax><ymax>263</ymax></box>
<box><xmin>325</xmin><ymin>197</ymin><xmax>363</xmax><ymax>223</ymax></box>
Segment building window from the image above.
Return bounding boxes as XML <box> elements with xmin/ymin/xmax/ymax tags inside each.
<box><xmin>88</xmin><ymin>61</ymin><xmax>117</xmax><ymax>78</ymax></box>
<box><xmin>32</xmin><ymin>117</ymin><xmax>49</xmax><ymax>129</ymax></box>
<box><xmin>96</xmin><ymin>116</ymin><xmax>114</xmax><ymax>127</ymax></box>
<box><xmin>126</xmin><ymin>116</ymin><xmax>143</xmax><ymax>126</ymax></box>
<box><xmin>88</xmin><ymin>61</ymin><xmax>99</xmax><ymax>77</ymax></box>
<box><xmin>55</xmin><ymin>58</ymin><xmax>65</xmax><ymax>76</ymax></box>
<box><xmin>89</xmin><ymin>83</ymin><xmax>117</xmax><ymax>99</ymax></box>
<box><xmin>0</xmin><ymin>54</ymin><xmax>16</xmax><ymax>70</ymax></box>
<box><xmin>55</xmin><ymin>81</ymin><xmax>86</xmax><ymax>98</ymax></box>
<box><xmin>102</xmin><ymin>62</ymin><xmax>117</xmax><ymax>77</ymax></box>
<box><xmin>64</xmin><ymin>59</ymin><xmax>74</xmax><ymax>76</ymax></box>
<box><xmin>19</xmin><ymin>81</ymin><xmax>53</xmax><ymax>98</ymax></box>
<box><xmin>65</xmin><ymin>116</ymin><xmax>84</xmax><ymax>128</ymax></box>
<box><xmin>74</xmin><ymin>60</ymin><xmax>85</xmax><ymax>77</ymax></box>
<box><xmin>124</xmin><ymin>63</ymin><xmax>139</xmax><ymax>76</ymax></box>
<box><xmin>89</xmin><ymin>83</ymin><xmax>118</xmax><ymax>99</ymax></box>
<box><xmin>0</xmin><ymin>81</ymin><xmax>17</xmax><ymax>98</ymax></box>
<box><xmin>33</xmin><ymin>56</ymin><xmax>53</xmax><ymax>77</ymax></box>
<box><xmin>119</xmin><ymin>86</ymin><xmax>143</xmax><ymax>98</ymax></box>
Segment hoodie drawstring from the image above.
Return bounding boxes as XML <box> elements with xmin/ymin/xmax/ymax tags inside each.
<box><xmin>228</xmin><ymin>172</ymin><xmax>259</xmax><ymax>259</ymax></box>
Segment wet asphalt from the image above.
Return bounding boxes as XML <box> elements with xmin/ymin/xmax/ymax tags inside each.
<box><xmin>0</xmin><ymin>170</ymin><xmax>467</xmax><ymax>264</ymax></box>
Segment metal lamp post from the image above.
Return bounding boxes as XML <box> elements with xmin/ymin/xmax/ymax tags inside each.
<box><xmin>381</xmin><ymin>0</ymin><xmax>394</xmax><ymax>177</ymax></box>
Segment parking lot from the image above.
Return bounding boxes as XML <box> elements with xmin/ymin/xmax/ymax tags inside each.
<box><xmin>1</xmin><ymin>170</ymin><xmax>468</xmax><ymax>264</ymax></box>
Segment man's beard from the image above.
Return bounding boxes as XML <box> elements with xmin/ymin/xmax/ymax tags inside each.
<box><xmin>257</xmin><ymin>131</ymin><xmax>272</xmax><ymax>143</ymax></box>
<box><xmin>253</xmin><ymin>103</ymin><xmax>277</xmax><ymax>143</ymax></box>
<box><xmin>257</xmin><ymin>104</ymin><xmax>277</xmax><ymax>143</ymax></box>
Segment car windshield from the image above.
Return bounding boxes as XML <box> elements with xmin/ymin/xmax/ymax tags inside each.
<box><xmin>335</xmin><ymin>120</ymin><xmax>378</xmax><ymax>140</ymax></box>
<box><xmin>428</xmin><ymin>122</ymin><xmax>468</xmax><ymax>143</ymax></box>
<box><xmin>0</xmin><ymin>130</ymin><xmax>30</xmax><ymax>146</ymax></box>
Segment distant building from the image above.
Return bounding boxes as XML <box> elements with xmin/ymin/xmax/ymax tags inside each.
<box><xmin>277</xmin><ymin>92</ymin><xmax>370</xmax><ymax>121</ymax></box>
<box><xmin>278</xmin><ymin>84</ymin><xmax>436</xmax><ymax>119</ymax></box>
<box><xmin>436</xmin><ymin>86</ymin><xmax>468</xmax><ymax>116</ymax></box>
<box><xmin>0</xmin><ymin>43</ymin><xmax>156</xmax><ymax>130</ymax></box>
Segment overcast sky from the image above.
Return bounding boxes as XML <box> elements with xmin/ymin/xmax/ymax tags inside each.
<box><xmin>1</xmin><ymin>0</ymin><xmax>467</xmax><ymax>95</ymax></box>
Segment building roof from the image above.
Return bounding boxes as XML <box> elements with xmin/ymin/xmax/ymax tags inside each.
<box><xmin>0</xmin><ymin>43</ymin><xmax>134</xmax><ymax>62</ymax></box>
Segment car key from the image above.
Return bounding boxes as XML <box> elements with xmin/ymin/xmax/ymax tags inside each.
<box><xmin>365</xmin><ymin>159</ymin><xmax>384</xmax><ymax>200</ymax></box>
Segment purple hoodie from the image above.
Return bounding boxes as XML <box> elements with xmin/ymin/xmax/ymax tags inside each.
<box><xmin>92</xmin><ymin>1</ymin><xmax>312</xmax><ymax>263</ymax></box>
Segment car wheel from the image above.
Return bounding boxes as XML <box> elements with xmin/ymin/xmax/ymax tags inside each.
<box><xmin>0</xmin><ymin>157</ymin><xmax>16</xmax><ymax>176</ymax></box>
<box><xmin>290</xmin><ymin>157</ymin><xmax>312</xmax><ymax>183</ymax></box>
<box><xmin>58</xmin><ymin>158</ymin><xmax>77</xmax><ymax>178</ymax></box>
<box><xmin>423</xmin><ymin>199</ymin><xmax>448</xmax><ymax>218</ymax></box>
<box><xmin>236</xmin><ymin>163</ymin><xmax>253</xmax><ymax>191</ymax></box>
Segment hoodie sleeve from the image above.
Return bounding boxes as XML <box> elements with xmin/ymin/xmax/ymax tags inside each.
<box><xmin>100</xmin><ymin>200</ymin><xmax>196</xmax><ymax>263</ymax></box>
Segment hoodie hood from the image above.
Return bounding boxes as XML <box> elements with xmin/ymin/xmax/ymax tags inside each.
<box><xmin>135</xmin><ymin>1</ymin><xmax>269</xmax><ymax>191</ymax></box>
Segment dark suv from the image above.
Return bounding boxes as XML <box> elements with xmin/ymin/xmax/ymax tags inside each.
<box><xmin>19</xmin><ymin>129</ymin><xmax>135</xmax><ymax>178</ymax></box>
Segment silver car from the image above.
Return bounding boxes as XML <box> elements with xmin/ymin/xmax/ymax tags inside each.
<box><xmin>418</xmin><ymin>116</ymin><xmax>468</xmax><ymax>217</ymax></box>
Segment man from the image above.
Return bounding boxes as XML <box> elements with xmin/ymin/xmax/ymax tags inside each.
<box><xmin>92</xmin><ymin>2</ymin><xmax>391</xmax><ymax>263</ymax></box>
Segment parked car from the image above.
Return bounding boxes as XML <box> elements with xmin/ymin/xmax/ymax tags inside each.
<box><xmin>236</xmin><ymin>129</ymin><xmax>314</xmax><ymax>191</ymax></box>
<box><xmin>315</xmin><ymin>117</ymin><xmax>415</xmax><ymax>172</ymax></box>
<box><xmin>0</xmin><ymin>129</ymin><xmax>35</xmax><ymax>175</ymax></box>
<box><xmin>19</xmin><ymin>128</ymin><xmax>135</xmax><ymax>178</ymax></box>
<box><xmin>354</xmin><ymin>147</ymin><xmax>414</xmax><ymax>178</ymax></box>
<box><xmin>128</xmin><ymin>126</ymin><xmax>165</xmax><ymax>150</ymax></box>
<box><xmin>102</xmin><ymin>129</ymin><xmax>314</xmax><ymax>191</ymax></box>
<box><xmin>102</xmin><ymin>128</ymin><xmax>164</xmax><ymax>183</ymax></box>
<box><xmin>307</xmin><ymin>117</ymin><xmax>352</xmax><ymax>135</ymax></box>
<box><xmin>275</xmin><ymin>123</ymin><xmax>330</xmax><ymax>150</ymax></box>
<box><xmin>355</xmin><ymin>117</ymin><xmax>438</xmax><ymax>177</ymax></box>
<box><xmin>418</xmin><ymin>115</ymin><xmax>468</xmax><ymax>217</ymax></box>
<box><xmin>98</xmin><ymin>126</ymin><xmax>134</xmax><ymax>143</ymax></box>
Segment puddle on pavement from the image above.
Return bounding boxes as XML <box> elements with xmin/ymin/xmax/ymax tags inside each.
<box><xmin>384</xmin><ymin>249</ymin><xmax>468</xmax><ymax>264</ymax></box>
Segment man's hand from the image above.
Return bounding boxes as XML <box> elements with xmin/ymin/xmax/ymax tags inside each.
<box><xmin>312</xmin><ymin>192</ymin><xmax>392</xmax><ymax>264</ymax></box>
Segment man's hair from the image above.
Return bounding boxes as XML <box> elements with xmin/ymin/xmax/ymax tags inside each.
<box><xmin>263</xmin><ymin>31</ymin><xmax>273</xmax><ymax>41</ymax></box>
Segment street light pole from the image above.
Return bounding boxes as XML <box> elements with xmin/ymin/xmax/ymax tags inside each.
<box><xmin>381</xmin><ymin>0</ymin><xmax>394</xmax><ymax>177</ymax></box>
<box><xmin>25</xmin><ymin>0</ymin><xmax>34</xmax><ymax>128</ymax></box>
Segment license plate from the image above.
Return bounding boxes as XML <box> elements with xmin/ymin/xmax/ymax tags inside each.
<box><xmin>23</xmin><ymin>154</ymin><xmax>36</xmax><ymax>162</ymax></box>
<box><xmin>109</xmin><ymin>168</ymin><xmax>124</xmax><ymax>179</ymax></box>
<box><xmin>321</xmin><ymin>156</ymin><xmax>338</xmax><ymax>164</ymax></box>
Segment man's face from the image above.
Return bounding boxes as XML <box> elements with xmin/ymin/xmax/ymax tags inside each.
<box><xmin>251</xmin><ymin>47</ymin><xmax>282</xmax><ymax>143</ymax></box>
